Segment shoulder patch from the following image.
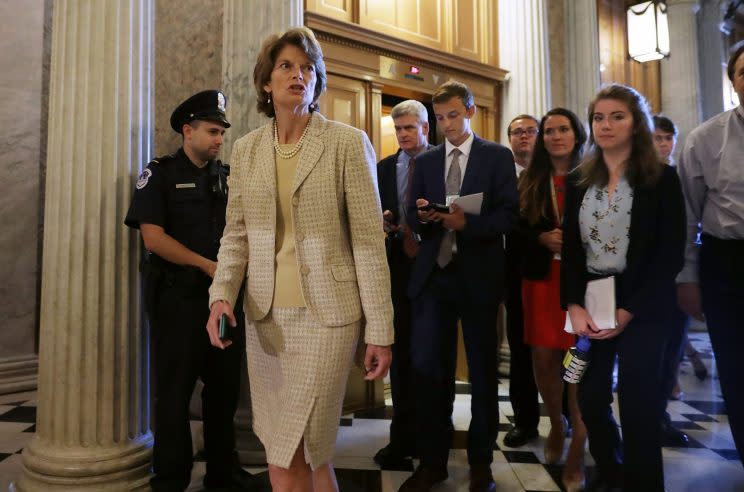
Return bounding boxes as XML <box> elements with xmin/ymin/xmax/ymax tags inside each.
<box><xmin>136</xmin><ymin>168</ymin><xmax>152</xmax><ymax>189</ymax></box>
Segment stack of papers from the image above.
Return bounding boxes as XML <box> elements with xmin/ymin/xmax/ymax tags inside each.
<box><xmin>564</xmin><ymin>276</ymin><xmax>616</xmax><ymax>333</ymax></box>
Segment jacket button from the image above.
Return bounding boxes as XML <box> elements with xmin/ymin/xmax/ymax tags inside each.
<box><xmin>300</xmin><ymin>265</ymin><xmax>310</xmax><ymax>275</ymax></box>
<box><xmin>292</xmin><ymin>196</ymin><xmax>299</xmax><ymax>206</ymax></box>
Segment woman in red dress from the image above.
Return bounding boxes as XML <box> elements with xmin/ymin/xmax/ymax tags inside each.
<box><xmin>518</xmin><ymin>108</ymin><xmax>587</xmax><ymax>491</ymax></box>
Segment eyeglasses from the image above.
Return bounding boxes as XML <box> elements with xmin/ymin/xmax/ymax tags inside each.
<box><xmin>509</xmin><ymin>128</ymin><xmax>539</xmax><ymax>137</ymax></box>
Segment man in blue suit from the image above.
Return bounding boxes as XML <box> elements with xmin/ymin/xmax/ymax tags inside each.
<box><xmin>399</xmin><ymin>81</ymin><xmax>518</xmax><ymax>492</ymax></box>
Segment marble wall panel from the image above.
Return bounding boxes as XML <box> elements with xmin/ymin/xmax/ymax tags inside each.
<box><xmin>154</xmin><ymin>0</ymin><xmax>223</xmax><ymax>157</ymax></box>
<box><xmin>0</xmin><ymin>0</ymin><xmax>46</xmax><ymax>358</ymax></box>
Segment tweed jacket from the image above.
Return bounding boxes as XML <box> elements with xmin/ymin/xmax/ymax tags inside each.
<box><xmin>208</xmin><ymin>112</ymin><xmax>394</xmax><ymax>346</ymax></box>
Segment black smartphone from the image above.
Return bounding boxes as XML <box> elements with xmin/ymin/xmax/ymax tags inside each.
<box><xmin>218</xmin><ymin>313</ymin><xmax>229</xmax><ymax>340</ymax></box>
<box><xmin>417</xmin><ymin>202</ymin><xmax>450</xmax><ymax>213</ymax></box>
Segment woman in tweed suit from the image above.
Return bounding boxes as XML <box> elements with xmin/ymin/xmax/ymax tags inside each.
<box><xmin>205</xmin><ymin>27</ymin><xmax>393</xmax><ymax>491</ymax></box>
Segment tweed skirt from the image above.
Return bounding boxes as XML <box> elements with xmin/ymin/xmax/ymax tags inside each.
<box><xmin>246</xmin><ymin>307</ymin><xmax>361</xmax><ymax>470</ymax></box>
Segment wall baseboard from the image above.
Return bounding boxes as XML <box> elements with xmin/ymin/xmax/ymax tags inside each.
<box><xmin>0</xmin><ymin>355</ymin><xmax>38</xmax><ymax>395</ymax></box>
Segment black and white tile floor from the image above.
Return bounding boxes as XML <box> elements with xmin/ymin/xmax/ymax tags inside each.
<box><xmin>1</xmin><ymin>333</ymin><xmax>742</xmax><ymax>491</ymax></box>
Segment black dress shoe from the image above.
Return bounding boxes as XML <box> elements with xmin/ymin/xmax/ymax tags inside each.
<box><xmin>662</xmin><ymin>424</ymin><xmax>690</xmax><ymax>447</ymax></box>
<box><xmin>374</xmin><ymin>443</ymin><xmax>412</xmax><ymax>469</ymax></box>
<box><xmin>585</xmin><ymin>475</ymin><xmax>622</xmax><ymax>492</ymax></box>
<box><xmin>503</xmin><ymin>427</ymin><xmax>538</xmax><ymax>447</ymax></box>
<box><xmin>469</xmin><ymin>464</ymin><xmax>496</xmax><ymax>492</ymax></box>
<box><xmin>398</xmin><ymin>465</ymin><xmax>448</xmax><ymax>492</ymax></box>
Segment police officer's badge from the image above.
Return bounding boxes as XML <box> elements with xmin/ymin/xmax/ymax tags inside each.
<box><xmin>136</xmin><ymin>168</ymin><xmax>152</xmax><ymax>189</ymax></box>
<box><xmin>217</xmin><ymin>92</ymin><xmax>226</xmax><ymax>112</ymax></box>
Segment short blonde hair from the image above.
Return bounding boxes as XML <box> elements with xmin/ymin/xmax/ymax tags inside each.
<box><xmin>253</xmin><ymin>27</ymin><xmax>327</xmax><ymax>118</ymax></box>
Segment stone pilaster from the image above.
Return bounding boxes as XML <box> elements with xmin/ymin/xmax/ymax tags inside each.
<box><xmin>498</xmin><ymin>0</ymin><xmax>551</xmax><ymax>144</ymax></box>
<box><xmin>565</xmin><ymin>0</ymin><xmax>601</xmax><ymax>119</ymax></box>
<box><xmin>222</xmin><ymin>0</ymin><xmax>303</xmax><ymax>154</ymax></box>
<box><xmin>14</xmin><ymin>0</ymin><xmax>154</xmax><ymax>489</ymax></box>
<box><xmin>661</xmin><ymin>0</ymin><xmax>702</xmax><ymax>162</ymax></box>
<box><xmin>221</xmin><ymin>0</ymin><xmax>303</xmax><ymax>465</ymax></box>
<box><xmin>697</xmin><ymin>0</ymin><xmax>726</xmax><ymax>121</ymax></box>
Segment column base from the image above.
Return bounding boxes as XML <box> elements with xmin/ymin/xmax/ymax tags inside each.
<box><xmin>0</xmin><ymin>356</ymin><xmax>38</xmax><ymax>395</ymax></box>
<box><xmin>13</xmin><ymin>433</ymin><xmax>153</xmax><ymax>491</ymax></box>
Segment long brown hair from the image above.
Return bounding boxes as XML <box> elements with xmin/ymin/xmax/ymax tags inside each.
<box><xmin>575</xmin><ymin>84</ymin><xmax>661</xmax><ymax>189</ymax></box>
<box><xmin>519</xmin><ymin>108</ymin><xmax>586</xmax><ymax>225</ymax></box>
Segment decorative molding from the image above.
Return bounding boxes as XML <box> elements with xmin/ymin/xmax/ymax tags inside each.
<box><xmin>0</xmin><ymin>355</ymin><xmax>38</xmax><ymax>395</ymax></box>
<box><xmin>315</xmin><ymin>29</ymin><xmax>500</xmax><ymax>110</ymax></box>
<box><xmin>305</xmin><ymin>12</ymin><xmax>509</xmax><ymax>83</ymax></box>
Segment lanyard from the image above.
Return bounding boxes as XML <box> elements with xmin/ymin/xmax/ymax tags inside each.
<box><xmin>549</xmin><ymin>175</ymin><xmax>562</xmax><ymax>228</ymax></box>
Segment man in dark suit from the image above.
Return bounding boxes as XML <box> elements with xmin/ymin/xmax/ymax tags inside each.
<box><xmin>399</xmin><ymin>81</ymin><xmax>518</xmax><ymax>492</ymax></box>
<box><xmin>375</xmin><ymin>99</ymin><xmax>432</xmax><ymax>468</ymax></box>
<box><xmin>502</xmin><ymin>114</ymin><xmax>541</xmax><ymax>448</ymax></box>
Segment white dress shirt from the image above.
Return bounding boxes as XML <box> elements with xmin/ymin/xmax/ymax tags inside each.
<box><xmin>677</xmin><ymin>105</ymin><xmax>744</xmax><ymax>283</ymax></box>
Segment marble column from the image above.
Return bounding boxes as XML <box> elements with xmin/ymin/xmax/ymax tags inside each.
<box><xmin>14</xmin><ymin>1</ymin><xmax>154</xmax><ymax>490</ymax></box>
<box><xmin>565</xmin><ymin>0</ymin><xmax>601</xmax><ymax>120</ymax></box>
<box><xmin>498</xmin><ymin>0</ymin><xmax>551</xmax><ymax>144</ymax></box>
<box><xmin>661</xmin><ymin>0</ymin><xmax>702</xmax><ymax>162</ymax></box>
<box><xmin>221</xmin><ymin>0</ymin><xmax>303</xmax><ymax>465</ymax></box>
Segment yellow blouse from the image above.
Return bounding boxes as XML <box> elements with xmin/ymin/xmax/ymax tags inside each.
<box><xmin>272</xmin><ymin>146</ymin><xmax>306</xmax><ymax>307</ymax></box>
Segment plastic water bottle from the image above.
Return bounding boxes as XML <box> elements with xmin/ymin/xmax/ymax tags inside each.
<box><xmin>562</xmin><ymin>336</ymin><xmax>591</xmax><ymax>384</ymax></box>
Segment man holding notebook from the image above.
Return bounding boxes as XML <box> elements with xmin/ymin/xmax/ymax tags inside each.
<box><xmin>399</xmin><ymin>80</ymin><xmax>518</xmax><ymax>492</ymax></box>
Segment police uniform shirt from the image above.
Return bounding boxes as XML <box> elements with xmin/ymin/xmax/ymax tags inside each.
<box><xmin>124</xmin><ymin>148</ymin><xmax>226</xmax><ymax>261</ymax></box>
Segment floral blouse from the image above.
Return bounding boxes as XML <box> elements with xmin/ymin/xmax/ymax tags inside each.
<box><xmin>579</xmin><ymin>176</ymin><xmax>634</xmax><ymax>275</ymax></box>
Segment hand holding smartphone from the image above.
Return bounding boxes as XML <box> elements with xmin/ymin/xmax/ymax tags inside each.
<box><xmin>218</xmin><ymin>313</ymin><xmax>229</xmax><ymax>340</ymax></box>
<box><xmin>417</xmin><ymin>202</ymin><xmax>450</xmax><ymax>213</ymax></box>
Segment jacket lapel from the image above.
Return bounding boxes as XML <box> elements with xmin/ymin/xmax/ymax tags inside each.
<box><xmin>291</xmin><ymin>113</ymin><xmax>325</xmax><ymax>196</ymax></box>
<box><xmin>626</xmin><ymin>183</ymin><xmax>649</xmax><ymax>267</ymax></box>
<box><xmin>256</xmin><ymin>124</ymin><xmax>276</xmax><ymax>199</ymax></box>
<box><xmin>459</xmin><ymin>135</ymin><xmax>480</xmax><ymax>196</ymax></box>
<box><xmin>431</xmin><ymin>145</ymin><xmax>446</xmax><ymax>204</ymax></box>
<box><xmin>386</xmin><ymin>150</ymin><xmax>402</xmax><ymax>218</ymax></box>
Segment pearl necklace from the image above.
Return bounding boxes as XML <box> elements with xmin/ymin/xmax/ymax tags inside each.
<box><xmin>274</xmin><ymin>116</ymin><xmax>311</xmax><ymax>159</ymax></box>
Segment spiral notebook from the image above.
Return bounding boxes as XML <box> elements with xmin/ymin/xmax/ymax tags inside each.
<box><xmin>564</xmin><ymin>276</ymin><xmax>617</xmax><ymax>333</ymax></box>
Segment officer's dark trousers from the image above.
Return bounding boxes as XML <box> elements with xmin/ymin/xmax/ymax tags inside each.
<box><xmin>149</xmin><ymin>279</ymin><xmax>244</xmax><ymax>491</ymax></box>
<box><xmin>410</xmin><ymin>259</ymin><xmax>500</xmax><ymax>468</ymax></box>
<box><xmin>387</xmin><ymin>241</ymin><xmax>416</xmax><ymax>453</ymax></box>
<box><xmin>504</xmin><ymin>272</ymin><xmax>540</xmax><ymax>433</ymax></box>
<box><xmin>700</xmin><ymin>234</ymin><xmax>744</xmax><ymax>467</ymax></box>
<box><xmin>577</xmin><ymin>316</ymin><xmax>670</xmax><ymax>491</ymax></box>
<box><xmin>659</xmin><ymin>307</ymin><xmax>687</xmax><ymax>423</ymax></box>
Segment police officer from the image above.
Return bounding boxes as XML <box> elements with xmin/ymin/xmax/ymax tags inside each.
<box><xmin>125</xmin><ymin>90</ymin><xmax>254</xmax><ymax>491</ymax></box>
